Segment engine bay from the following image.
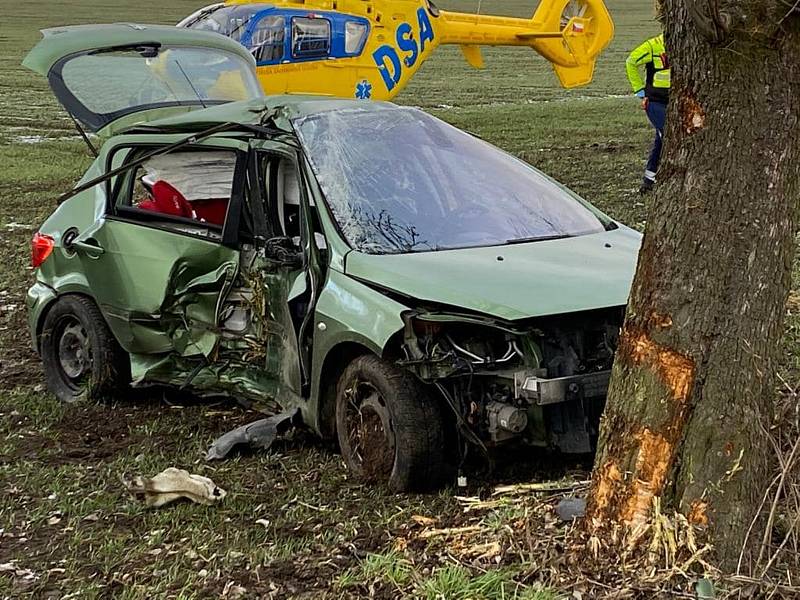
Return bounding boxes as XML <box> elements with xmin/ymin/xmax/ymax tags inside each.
<box><xmin>398</xmin><ymin>307</ymin><xmax>624</xmax><ymax>454</ymax></box>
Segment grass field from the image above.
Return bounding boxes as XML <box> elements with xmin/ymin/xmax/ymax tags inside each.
<box><xmin>3</xmin><ymin>1</ymin><xmax>791</xmax><ymax>598</ymax></box>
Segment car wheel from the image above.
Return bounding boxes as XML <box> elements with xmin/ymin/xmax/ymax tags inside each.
<box><xmin>335</xmin><ymin>355</ymin><xmax>451</xmax><ymax>492</ymax></box>
<box><xmin>40</xmin><ymin>295</ymin><xmax>130</xmax><ymax>403</ymax></box>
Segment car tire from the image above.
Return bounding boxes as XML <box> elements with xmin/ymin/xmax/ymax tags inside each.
<box><xmin>335</xmin><ymin>354</ymin><xmax>452</xmax><ymax>492</ymax></box>
<box><xmin>40</xmin><ymin>295</ymin><xmax>130</xmax><ymax>403</ymax></box>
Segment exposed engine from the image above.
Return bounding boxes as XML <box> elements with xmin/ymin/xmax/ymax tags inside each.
<box><xmin>398</xmin><ymin>308</ymin><xmax>624</xmax><ymax>454</ymax></box>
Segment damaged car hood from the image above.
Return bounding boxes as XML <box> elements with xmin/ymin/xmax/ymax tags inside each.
<box><xmin>345</xmin><ymin>227</ymin><xmax>641</xmax><ymax>320</ymax></box>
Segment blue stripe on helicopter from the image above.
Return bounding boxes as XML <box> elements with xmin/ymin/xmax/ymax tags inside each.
<box><xmin>238</xmin><ymin>7</ymin><xmax>371</xmax><ymax>65</ymax></box>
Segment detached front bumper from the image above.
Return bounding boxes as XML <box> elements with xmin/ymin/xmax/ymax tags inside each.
<box><xmin>26</xmin><ymin>280</ymin><xmax>57</xmax><ymax>353</ymax></box>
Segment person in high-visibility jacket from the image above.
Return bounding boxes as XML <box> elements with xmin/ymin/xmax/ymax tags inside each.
<box><xmin>626</xmin><ymin>33</ymin><xmax>670</xmax><ymax>194</ymax></box>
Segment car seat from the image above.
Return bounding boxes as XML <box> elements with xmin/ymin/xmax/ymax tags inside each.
<box><xmin>277</xmin><ymin>160</ymin><xmax>301</xmax><ymax>238</ymax></box>
<box><xmin>191</xmin><ymin>199</ymin><xmax>228</xmax><ymax>225</ymax></box>
<box><xmin>275</xmin><ymin>160</ymin><xmax>328</xmax><ymax>250</ymax></box>
<box><xmin>138</xmin><ymin>180</ymin><xmax>196</xmax><ymax>219</ymax></box>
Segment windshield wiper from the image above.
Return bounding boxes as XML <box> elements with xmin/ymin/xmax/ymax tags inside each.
<box><xmin>505</xmin><ymin>234</ymin><xmax>574</xmax><ymax>245</ymax></box>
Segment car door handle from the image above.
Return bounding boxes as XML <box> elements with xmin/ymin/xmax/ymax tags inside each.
<box><xmin>71</xmin><ymin>240</ymin><xmax>105</xmax><ymax>256</ymax></box>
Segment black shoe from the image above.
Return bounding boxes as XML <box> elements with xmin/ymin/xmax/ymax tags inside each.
<box><xmin>639</xmin><ymin>179</ymin><xmax>655</xmax><ymax>194</ymax></box>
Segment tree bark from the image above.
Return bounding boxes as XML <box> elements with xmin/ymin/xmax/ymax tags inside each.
<box><xmin>586</xmin><ymin>1</ymin><xmax>800</xmax><ymax>569</ymax></box>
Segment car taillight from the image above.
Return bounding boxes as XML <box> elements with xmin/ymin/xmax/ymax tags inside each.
<box><xmin>31</xmin><ymin>232</ymin><xmax>55</xmax><ymax>268</ymax></box>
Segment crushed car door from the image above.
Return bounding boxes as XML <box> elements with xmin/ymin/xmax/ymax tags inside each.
<box><xmin>239</xmin><ymin>140</ymin><xmax>325</xmax><ymax>409</ymax></box>
<box><xmin>69</xmin><ymin>137</ymin><xmax>273</xmax><ymax>399</ymax></box>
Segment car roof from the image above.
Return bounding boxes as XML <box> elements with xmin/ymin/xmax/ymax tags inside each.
<box><xmin>22</xmin><ymin>23</ymin><xmax>255</xmax><ymax>76</ymax></box>
<box><xmin>126</xmin><ymin>95</ymin><xmax>401</xmax><ymax>133</ymax></box>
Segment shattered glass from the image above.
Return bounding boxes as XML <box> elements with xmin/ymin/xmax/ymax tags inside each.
<box><xmin>142</xmin><ymin>151</ymin><xmax>236</xmax><ymax>201</ymax></box>
<box><xmin>294</xmin><ymin>106</ymin><xmax>608</xmax><ymax>255</ymax></box>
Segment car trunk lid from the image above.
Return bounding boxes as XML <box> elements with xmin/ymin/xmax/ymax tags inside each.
<box><xmin>23</xmin><ymin>23</ymin><xmax>263</xmax><ymax>136</ymax></box>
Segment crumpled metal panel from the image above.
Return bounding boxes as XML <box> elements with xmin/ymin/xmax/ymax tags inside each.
<box><xmin>131</xmin><ymin>252</ymin><xmax>301</xmax><ymax>410</ymax></box>
<box><xmin>160</xmin><ymin>259</ymin><xmax>238</xmax><ymax>358</ymax></box>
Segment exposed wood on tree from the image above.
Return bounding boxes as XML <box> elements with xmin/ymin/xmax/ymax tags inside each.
<box><xmin>586</xmin><ymin>0</ymin><xmax>800</xmax><ymax>568</ymax></box>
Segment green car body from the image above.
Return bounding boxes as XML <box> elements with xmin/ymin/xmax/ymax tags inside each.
<box><xmin>25</xmin><ymin>25</ymin><xmax>640</xmax><ymax>488</ymax></box>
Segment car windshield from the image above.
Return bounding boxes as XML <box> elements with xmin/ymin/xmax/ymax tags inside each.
<box><xmin>53</xmin><ymin>45</ymin><xmax>262</xmax><ymax>130</ymax></box>
<box><xmin>294</xmin><ymin>107</ymin><xmax>609</xmax><ymax>255</ymax></box>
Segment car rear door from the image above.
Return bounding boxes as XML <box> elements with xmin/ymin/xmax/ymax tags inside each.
<box><xmin>71</xmin><ymin>137</ymin><xmax>265</xmax><ymax>390</ymax></box>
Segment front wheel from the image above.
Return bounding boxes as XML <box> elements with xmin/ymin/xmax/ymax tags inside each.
<box><xmin>335</xmin><ymin>355</ymin><xmax>452</xmax><ymax>492</ymax></box>
<box><xmin>40</xmin><ymin>295</ymin><xmax>130</xmax><ymax>403</ymax></box>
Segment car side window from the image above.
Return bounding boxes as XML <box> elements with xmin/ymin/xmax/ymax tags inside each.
<box><xmin>111</xmin><ymin>148</ymin><xmax>241</xmax><ymax>241</ymax></box>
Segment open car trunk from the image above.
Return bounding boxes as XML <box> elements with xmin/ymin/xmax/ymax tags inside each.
<box><xmin>23</xmin><ymin>23</ymin><xmax>263</xmax><ymax>136</ymax></box>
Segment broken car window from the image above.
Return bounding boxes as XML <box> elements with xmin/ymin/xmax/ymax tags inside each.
<box><xmin>118</xmin><ymin>150</ymin><xmax>237</xmax><ymax>229</ymax></box>
<box><xmin>294</xmin><ymin>107</ymin><xmax>609</xmax><ymax>254</ymax></box>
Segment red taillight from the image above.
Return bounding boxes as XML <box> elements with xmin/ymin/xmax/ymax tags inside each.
<box><xmin>31</xmin><ymin>232</ymin><xmax>55</xmax><ymax>268</ymax></box>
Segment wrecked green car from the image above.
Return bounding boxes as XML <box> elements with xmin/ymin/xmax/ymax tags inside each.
<box><xmin>26</xmin><ymin>24</ymin><xmax>640</xmax><ymax>491</ymax></box>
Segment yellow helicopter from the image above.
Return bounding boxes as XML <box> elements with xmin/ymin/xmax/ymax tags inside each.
<box><xmin>178</xmin><ymin>0</ymin><xmax>614</xmax><ymax>100</ymax></box>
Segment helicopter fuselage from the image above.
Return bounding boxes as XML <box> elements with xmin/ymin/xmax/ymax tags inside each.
<box><xmin>179</xmin><ymin>0</ymin><xmax>614</xmax><ymax>100</ymax></box>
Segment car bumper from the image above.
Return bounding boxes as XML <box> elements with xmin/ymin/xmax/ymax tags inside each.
<box><xmin>26</xmin><ymin>280</ymin><xmax>57</xmax><ymax>353</ymax></box>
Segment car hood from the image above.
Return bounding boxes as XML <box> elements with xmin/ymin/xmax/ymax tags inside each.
<box><xmin>345</xmin><ymin>227</ymin><xmax>641</xmax><ymax>321</ymax></box>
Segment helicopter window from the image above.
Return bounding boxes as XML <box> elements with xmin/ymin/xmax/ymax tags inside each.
<box><xmin>186</xmin><ymin>4</ymin><xmax>269</xmax><ymax>42</ymax></box>
<box><xmin>250</xmin><ymin>15</ymin><xmax>285</xmax><ymax>63</ymax></box>
<box><xmin>291</xmin><ymin>17</ymin><xmax>331</xmax><ymax>59</ymax></box>
<box><xmin>344</xmin><ymin>21</ymin><xmax>368</xmax><ymax>55</ymax></box>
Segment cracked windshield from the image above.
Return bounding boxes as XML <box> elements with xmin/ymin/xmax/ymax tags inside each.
<box><xmin>295</xmin><ymin>107</ymin><xmax>609</xmax><ymax>255</ymax></box>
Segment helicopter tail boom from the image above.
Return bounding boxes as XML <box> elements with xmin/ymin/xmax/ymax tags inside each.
<box><xmin>438</xmin><ymin>0</ymin><xmax>614</xmax><ymax>88</ymax></box>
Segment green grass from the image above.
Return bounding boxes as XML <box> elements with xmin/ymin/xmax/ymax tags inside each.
<box><xmin>4</xmin><ymin>0</ymin><xmax>792</xmax><ymax>598</ymax></box>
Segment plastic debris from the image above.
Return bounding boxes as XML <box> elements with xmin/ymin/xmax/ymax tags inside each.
<box><xmin>556</xmin><ymin>497</ymin><xmax>587</xmax><ymax>521</ymax></box>
<box><xmin>122</xmin><ymin>467</ymin><xmax>226</xmax><ymax>507</ymax></box>
<box><xmin>205</xmin><ymin>408</ymin><xmax>299</xmax><ymax>461</ymax></box>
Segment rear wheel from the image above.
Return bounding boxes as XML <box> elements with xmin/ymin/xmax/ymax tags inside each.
<box><xmin>40</xmin><ymin>296</ymin><xmax>130</xmax><ymax>403</ymax></box>
<box><xmin>335</xmin><ymin>355</ymin><xmax>452</xmax><ymax>491</ymax></box>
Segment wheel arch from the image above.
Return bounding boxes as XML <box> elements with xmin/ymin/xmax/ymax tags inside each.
<box><xmin>34</xmin><ymin>290</ymin><xmax>101</xmax><ymax>352</ymax></box>
<box><xmin>311</xmin><ymin>339</ymin><xmax>376</xmax><ymax>440</ymax></box>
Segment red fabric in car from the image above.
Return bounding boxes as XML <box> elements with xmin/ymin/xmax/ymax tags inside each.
<box><xmin>191</xmin><ymin>199</ymin><xmax>228</xmax><ymax>225</ymax></box>
<box><xmin>137</xmin><ymin>180</ymin><xmax>194</xmax><ymax>218</ymax></box>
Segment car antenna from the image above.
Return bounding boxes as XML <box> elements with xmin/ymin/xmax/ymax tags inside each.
<box><xmin>174</xmin><ymin>59</ymin><xmax>207</xmax><ymax>109</ymax></box>
<box><xmin>67</xmin><ymin>112</ymin><xmax>98</xmax><ymax>158</ymax></box>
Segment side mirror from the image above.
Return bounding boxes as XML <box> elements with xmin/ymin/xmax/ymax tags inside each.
<box><xmin>264</xmin><ymin>236</ymin><xmax>304</xmax><ymax>269</ymax></box>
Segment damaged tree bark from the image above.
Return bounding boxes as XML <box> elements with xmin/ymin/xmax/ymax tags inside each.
<box><xmin>586</xmin><ymin>0</ymin><xmax>800</xmax><ymax>568</ymax></box>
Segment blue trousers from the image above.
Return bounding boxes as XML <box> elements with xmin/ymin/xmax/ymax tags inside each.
<box><xmin>644</xmin><ymin>100</ymin><xmax>667</xmax><ymax>182</ymax></box>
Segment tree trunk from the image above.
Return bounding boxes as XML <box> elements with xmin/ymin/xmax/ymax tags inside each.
<box><xmin>586</xmin><ymin>1</ymin><xmax>800</xmax><ymax>568</ymax></box>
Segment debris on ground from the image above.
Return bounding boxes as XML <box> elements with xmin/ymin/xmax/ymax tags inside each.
<box><xmin>122</xmin><ymin>467</ymin><xmax>226</xmax><ymax>507</ymax></box>
<box><xmin>556</xmin><ymin>497</ymin><xmax>586</xmax><ymax>521</ymax></box>
<box><xmin>205</xmin><ymin>408</ymin><xmax>299</xmax><ymax>461</ymax></box>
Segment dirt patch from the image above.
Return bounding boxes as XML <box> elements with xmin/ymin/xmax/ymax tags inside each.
<box><xmin>51</xmin><ymin>404</ymin><xmax>150</xmax><ymax>462</ymax></box>
<box><xmin>0</xmin><ymin>291</ymin><xmax>41</xmax><ymax>389</ymax></box>
<box><xmin>4</xmin><ymin>397</ymin><xmax>259</xmax><ymax>467</ymax></box>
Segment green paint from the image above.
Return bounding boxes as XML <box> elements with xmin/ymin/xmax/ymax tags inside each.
<box><xmin>345</xmin><ymin>226</ymin><xmax>640</xmax><ymax>320</ymax></box>
<box><xmin>25</xmin><ymin>25</ymin><xmax>641</xmax><ymax>439</ymax></box>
